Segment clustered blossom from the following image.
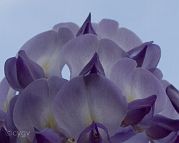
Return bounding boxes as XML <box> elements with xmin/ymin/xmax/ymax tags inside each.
<box><xmin>0</xmin><ymin>14</ymin><xmax>179</xmax><ymax>143</ymax></box>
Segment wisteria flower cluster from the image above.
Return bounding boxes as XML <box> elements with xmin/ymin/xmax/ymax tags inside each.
<box><xmin>0</xmin><ymin>14</ymin><xmax>179</xmax><ymax>143</ymax></box>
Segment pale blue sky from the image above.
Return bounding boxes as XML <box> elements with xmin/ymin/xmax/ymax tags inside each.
<box><xmin>0</xmin><ymin>0</ymin><xmax>179</xmax><ymax>86</ymax></box>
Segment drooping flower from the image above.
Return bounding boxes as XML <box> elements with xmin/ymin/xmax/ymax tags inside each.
<box><xmin>0</xmin><ymin>14</ymin><xmax>178</xmax><ymax>143</ymax></box>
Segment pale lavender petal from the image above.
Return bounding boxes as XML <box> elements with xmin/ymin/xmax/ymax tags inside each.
<box><xmin>110</xmin><ymin>58</ymin><xmax>166</xmax><ymax>113</ymax></box>
<box><xmin>97</xmin><ymin>19</ymin><xmax>119</xmax><ymax>38</ymax></box>
<box><xmin>61</xmin><ymin>34</ymin><xmax>97</xmax><ymax>78</ymax></box>
<box><xmin>13</xmin><ymin>77</ymin><xmax>66</xmax><ymax>136</ymax></box>
<box><xmin>115</xmin><ymin>28</ymin><xmax>142</xmax><ymax>51</ymax></box>
<box><xmin>151</xmin><ymin>80</ymin><xmax>179</xmax><ymax>119</ymax></box>
<box><xmin>21</xmin><ymin>28</ymin><xmax>74</xmax><ymax>77</ymax></box>
<box><xmin>47</xmin><ymin>76</ymin><xmax>68</xmax><ymax>97</ymax></box>
<box><xmin>123</xmin><ymin>133</ymin><xmax>149</xmax><ymax>143</ymax></box>
<box><xmin>53</xmin><ymin>22</ymin><xmax>79</xmax><ymax>35</ymax></box>
<box><xmin>13</xmin><ymin>79</ymin><xmax>50</xmax><ymax>133</ymax></box>
<box><xmin>131</xmin><ymin>68</ymin><xmax>166</xmax><ymax>113</ymax></box>
<box><xmin>95</xmin><ymin>19</ymin><xmax>142</xmax><ymax>51</ymax></box>
<box><xmin>149</xmin><ymin>68</ymin><xmax>163</xmax><ymax>80</ymax></box>
<box><xmin>5</xmin><ymin>95</ymin><xmax>18</xmax><ymax>143</ymax></box>
<box><xmin>97</xmin><ymin>39</ymin><xmax>127</xmax><ymax>77</ymax></box>
<box><xmin>110</xmin><ymin>58</ymin><xmax>137</xmax><ymax>101</ymax></box>
<box><xmin>141</xmin><ymin>43</ymin><xmax>161</xmax><ymax>69</ymax></box>
<box><xmin>159</xmin><ymin>95</ymin><xmax>179</xmax><ymax>119</ymax></box>
<box><xmin>0</xmin><ymin>78</ymin><xmax>16</xmax><ymax>111</ymax></box>
<box><xmin>5</xmin><ymin>95</ymin><xmax>18</xmax><ymax>131</ymax></box>
<box><xmin>110</xmin><ymin>126</ymin><xmax>136</xmax><ymax>143</ymax></box>
<box><xmin>54</xmin><ymin>75</ymin><xmax>127</xmax><ymax>139</ymax></box>
<box><xmin>160</xmin><ymin>80</ymin><xmax>179</xmax><ymax>119</ymax></box>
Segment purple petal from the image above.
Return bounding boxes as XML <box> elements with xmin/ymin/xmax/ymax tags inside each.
<box><xmin>16</xmin><ymin>50</ymin><xmax>45</xmax><ymax>88</ymax></box>
<box><xmin>146</xmin><ymin>125</ymin><xmax>171</xmax><ymax>140</ymax></box>
<box><xmin>127</xmin><ymin>42</ymin><xmax>153</xmax><ymax>67</ymax></box>
<box><xmin>128</xmin><ymin>95</ymin><xmax>157</xmax><ymax>110</ymax></box>
<box><xmin>34</xmin><ymin>128</ymin><xmax>63</xmax><ymax>143</ymax></box>
<box><xmin>54</xmin><ymin>75</ymin><xmax>127</xmax><ymax>139</ymax></box>
<box><xmin>5</xmin><ymin>50</ymin><xmax>45</xmax><ymax>90</ymax></box>
<box><xmin>166</xmin><ymin>85</ymin><xmax>179</xmax><ymax>114</ymax></box>
<box><xmin>121</xmin><ymin>95</ymin><xmax>157</xmax><ymax>127</ymax></box>
<box><xmin>110</xmin><ymin>58</ymin><xmax>166</xmax><ymax>113</ymax></box>
<box><xmin>174</xmin><ymin>136</ymin><xmax>179</xmax><ymax>143</ymax></box>
<box><xmin>76</xmin><ymin>13</ymin><xmax>96</xmax><ymax>36</ymax></box>
<box><xmin>4</xmin><ymin>57</ymin><xmax>21</xmax><ymax>90</ymax></box>
<box><xmin>21</xmin><ymin>28</ymin><xmax>74</xmax><ymax>77</ymax></box>
<box><xmin>146</xmin><ymin>115</ymin><xmax>179</xmax><ymax>139</ymax></box>
<box><xmin>79</xmin><ymin>53</ymin><xmax>105</xmax><ymax>76</ymax></box>
<box><xmin>0</xmin><ymin>110</ymin><xmax>6</xmax><ymax>127</ymax></box>
<box><xmin>154</xmin><ymin>132</ymin><xmax>178</xmax><ymax>143</ymax></box>
<box><xmin>128</xmin><ymin>42</ymin><xmax>161</xmax><ymax>69</ymax></box>
<box><xmin>0</xmin><ymin>127</ymin><xmax>10</xmax><ymax>143</ymax></box>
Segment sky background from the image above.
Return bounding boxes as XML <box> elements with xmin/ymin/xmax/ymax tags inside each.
<box><xmin>0</xmin><ymin>0</ymin><xmax>179</xmax><ymax>86</ymax></box>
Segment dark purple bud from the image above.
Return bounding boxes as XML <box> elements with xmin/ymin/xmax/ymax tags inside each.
<box><xmin>77</xmin><ymin>122</ymin><xmax>111</xmax><ymax>143</ymax></box>
<box><xmin>79</xmin><ymin>53</ymin><xmax>105</xmax><ymax>76</ymax></box>
<box><xmin>34</xmin><ymin>128</ymin><xmax>63</xmax><ymax>143</ymax></box>
<box><xmin>146</xmin><ymin>115</ymin><xmax>179</xmax><ymax>140</ymax></box>
<box><xmin>4</xmin><ymin>50</ymin><xmax>45</xmax><ymax>90</ymax></box>
<box><xmin>35</xmin><ymin>133</ymin><xmax>51</xmax><ymax>143</ymax></box>
<box><xmin>127</xmin><ymin>42</ymin><xmax>161</xmax><ymax>69</ymax></box>
<box><xmin>174</xmin><ymin>135</ymin><xmax>179</xmax><ymax>143</ymax></box>
<box><xmin>89</xmin><ymin>123</ymin><xmax>102</xmax><ymax>143</ymax></box>
<box><xmin>166</xmin><ymin>85</ymin><xmax>179</xmax><ymax>114</ymax></box>
<box><xmin>76</xmin><ymin>13</ymin><xmax>97</xmax><ymax>36</ymax></box>
<box><xmin>0</xmin><ymin>127</ymin><xmax>10</xmax><ymax>143</ymax></box>
<box><xmin>121</xmin><ymin>95</ymin><xmax>157</xmax><ymax>127</ymax></box>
